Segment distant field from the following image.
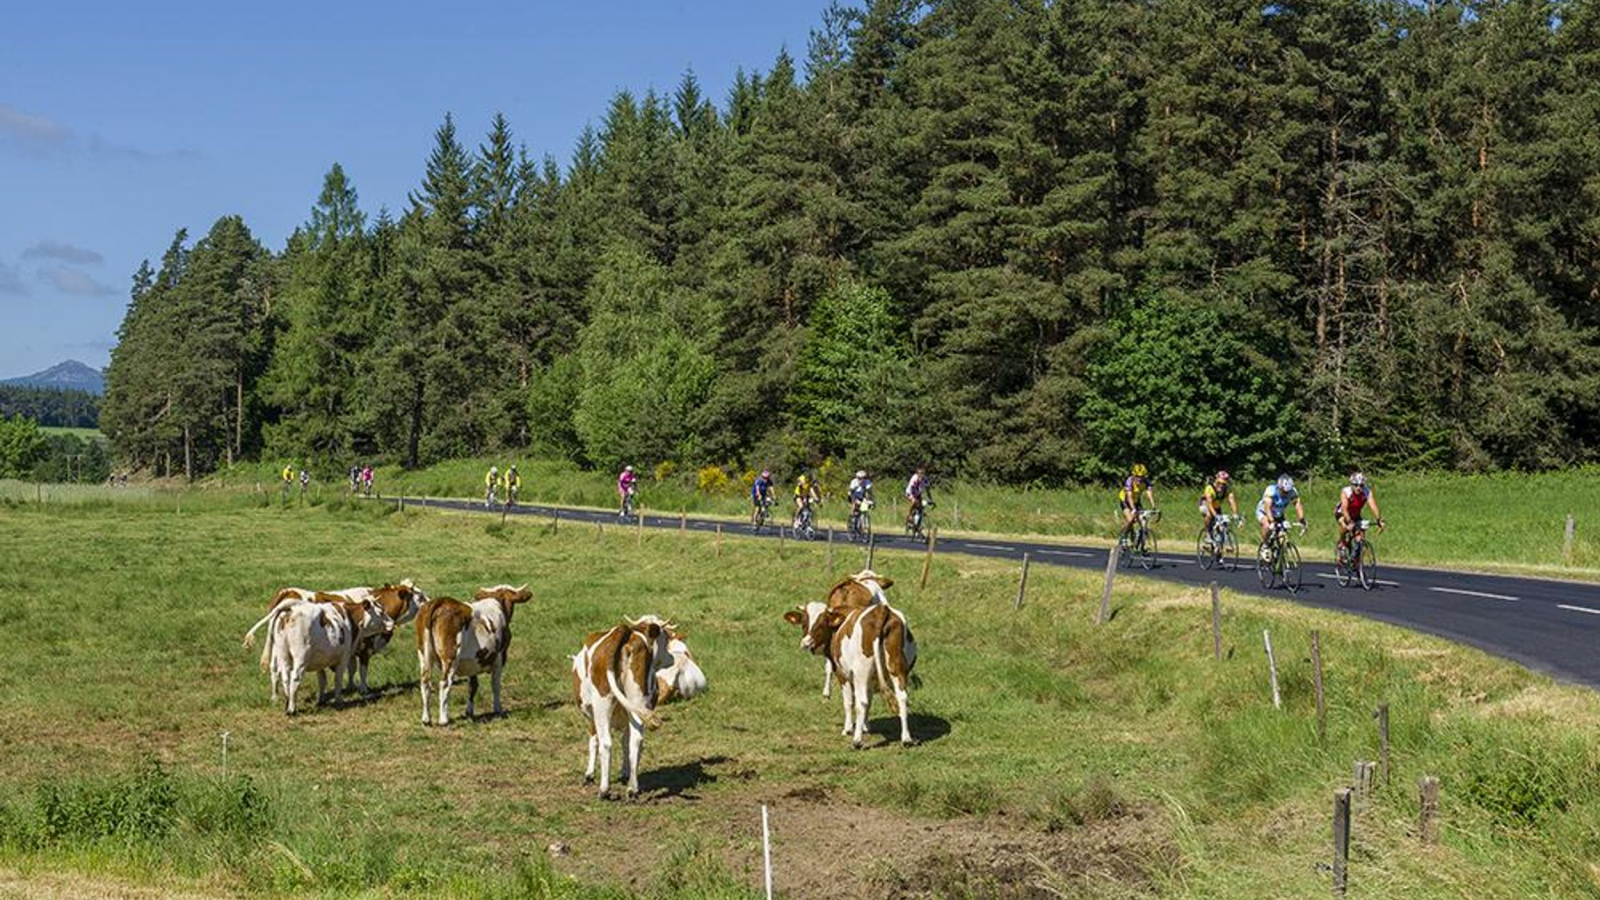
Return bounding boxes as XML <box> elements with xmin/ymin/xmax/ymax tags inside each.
<box><xmin>217</xmin><ymin>459</ymin><xmax>1600</xmax><ymax>577</ymax></box>
<box><xmin>0</xmin><ymin>497</ymin><xmax>1596</xmax><ymax>898</ymax></box>
<box><xmin>39</xmin><ymin>426</ymin><xmax>105</xmax><ymax>443</ymax></box>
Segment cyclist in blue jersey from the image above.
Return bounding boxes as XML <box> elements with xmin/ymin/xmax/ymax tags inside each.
<box><xmin>751</xmin><ymin>469</ymin><xmax>775</xmax><ymax>513</ymax></box>
<box><xmin>1256</xmin><ymin>474</ymin><xmax>1306</xmax><ymax>550</ymax></box>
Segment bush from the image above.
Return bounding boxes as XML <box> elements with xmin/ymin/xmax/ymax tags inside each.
<box><xmin>696</xmin><ymin>464</ymin><xmax>735</xmax><ymax>495</ymax></box>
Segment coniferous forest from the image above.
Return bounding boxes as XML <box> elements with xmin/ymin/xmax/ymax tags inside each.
<box><xmin>102</xmin><ymin>0</ymin><xmax>1600</xmax><ymax>484</ymax></box>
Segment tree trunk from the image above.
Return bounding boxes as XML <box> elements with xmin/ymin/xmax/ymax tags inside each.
<box><xmin>235</xmin><ymin>367</ymin><xmax>244</xmax><ymax>464</ymax></box>
<box><xmin>184</xmin><ymin>424</ymin><xmax>193</xmax><ymax>482</ymax></box>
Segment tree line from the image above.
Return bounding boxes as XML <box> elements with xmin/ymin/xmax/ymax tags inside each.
<box><xmin>0</xmin><ymin>386</ymin><xmax>99</xmax><ymax>429</ymax></box>
<box><xmin>103</xmin><ymin>0</ymin><xmax>1600</xmax><ymax>485</ymax></box>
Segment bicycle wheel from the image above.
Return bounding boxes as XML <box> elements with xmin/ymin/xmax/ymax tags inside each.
<box><xmin>1282</xmin><ymin>543</ymin><xmax>1302</xmax><ymax>592</ymax></box>
<box><xmin>1222</xmin><ymin>529</ymin><xmax>1239</xmax><ymax>571</ymax></box>
<box><xmin>1117</xmin><ymin>530</ymin><xmax>1134</xmax><ymax>568</ymax></box>
<box><xmin>1196</xmin><ymin>527</ymin><xmax>1216</xmax><ymax>570</ymax></box>
<box><xmin>1140</xmin><ymin>529</ymin><xmax>1157</xmax><ymax>570</ymax></box>
<box><xmin>1334</xmin><ymin>543</ymin><xmax>1354</xmax><ymax>588</ymax></box>
<box><xmin>1256</xmin><ymin>543</ymin><xmax>1276</xmax><ymax>589</ymax></box>
<box><xmin>1357</xmin><ymin>541</ymin><xmax>1377</xmax><ymax>591</ymax></box>
<box><xmin>860</xmin><ymin>512</ymin><xmax>872</xmax><ymax>543</ymax></box>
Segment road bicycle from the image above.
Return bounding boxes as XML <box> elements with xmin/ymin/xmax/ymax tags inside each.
<box><xmin>485</xmin><ymin>484</ymin><xmax>498</xmax><ymax>508</ymax></box>
<box><xmin>848</xmin><ymin>497</ymin><xmax>874</xmax><ymax>543</ymax></box>
<box><xmin>1118</xmin><ymin>509</ymin><xmax>1160</xmax><ymax>570</ymax></box>
<box><xmin>1335</xmin><ymin>518</ymin><xmax>1381</xmax><ymax>590</ymax></box>
<box><xmin>905</xmin><ymin>491</ymin><xmax>934</xmax><ymax>541</ymax></box>
<box><xmin>1196</xmin><ymin>513</ymin><xmax>1240</xmax><ymax>571</ymax></box>
<box><xmin>619</xmin><ymin>486</ymin><xmax>637</xmax><ymax>520</ymax></box>
<box><xmin>792</xmin><ymin>498</ymin><xmax>818</xmax><ymax>541</ymax></box>
<box><xmin>1257</xmin><ymin>519</ymin><xmax>1305</xmax><ymax>592</ymax></box>
<box><xmin>751</xmin><ymin>494</ymin><xmax>775</xmax><ymax>534</ymax></box>
<box><xmin>505</xmin><ymin>482</ymin><xmax>519</xmax><ymax>509</ymax></box>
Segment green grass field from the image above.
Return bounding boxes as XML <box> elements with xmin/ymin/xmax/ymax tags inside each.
<box><xmin>0</xmin><ymin>491</ymin><xmax>1597</xmax><ymax>898</ymax></box>
<box><xmin>218</xmin><ymin>458</ymin><xmax>1600</xmax><ymax>577</ymax></box>
<box><xmin>39</xmin><ymin>426</ymin><xmax>106</xmax><ymax>443</ymax></box>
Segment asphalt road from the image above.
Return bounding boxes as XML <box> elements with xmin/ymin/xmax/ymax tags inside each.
<box><xmin>391</xmin><ymin>494</ymin><xmax>1600</xmax><ymax>688</ymax></box>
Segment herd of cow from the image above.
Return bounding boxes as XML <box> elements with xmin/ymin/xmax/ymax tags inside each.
<box><xmin>240</xmin><ymin>570</ymin><xmax>918</xmax><ymax>797</ymax></box>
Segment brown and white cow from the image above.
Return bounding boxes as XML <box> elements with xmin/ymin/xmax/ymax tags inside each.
<box><xmin>350</xmin><ymin>581</ymin><xmax>426</xmax><ymax>694</ymax></box>
<box><xmin>813</xmin><ymin>570</ymin><xmax>895</xmax><ymax>698</ymax></box>
<box><xmin>415</xmin><ymin>584</ymin><xmax>531</xmax><ymax>726</ymax></box>
<box><xmin>268</xmin><ymin>594</ymin><xmax>393</xmax><ymax>715</ymax></box>
<box><xmin>571</xmin><ymin>616</ymin><xmax>706</xmax><ymax>798</ymax></box>
<box><xmin>784</xmin><ymin>582</ymin><xmax>917</xmax><ymax>748</ymax></box>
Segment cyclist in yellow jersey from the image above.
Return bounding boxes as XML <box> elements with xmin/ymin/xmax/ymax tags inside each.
<box><xmin>1118</xmin><ymin>463</ymin><xmax>1156</xmax><ymax>536</ymax></box>
<box><xmin>793</xmin><ymin>471</ymin><xmax>819</xmax><ymax>514</ymax></box>
<box><xmin>1198</xmin><ymin>470</ymin><xmax>1238</xmax><ymax>536</ymax></box>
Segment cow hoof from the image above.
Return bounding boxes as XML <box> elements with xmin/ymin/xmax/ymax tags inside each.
<box><xmin>626</xmin><ymin>789</ymin><xmax>641</xmax><ymax>802</ymax></box>
<box><xmin>901</xmin><ymin>738</ymin><xmax>917</xmax><ymax>748</ymax></box>
<box><xmin>583</xmin><ymin>774</ymin><xmax>595</xmax><ymax>786</ymax></box>
<box><xmin>597</xmin><ymin>789</ymin><xmax>613</xmax><ymax>801</ymax></box>
<box><xmin>852</xmin><ymin>739</ymin><xmax>864</xmax><ymax>750</ymax></box>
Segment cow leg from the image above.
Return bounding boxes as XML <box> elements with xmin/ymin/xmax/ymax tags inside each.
<box><xmin>595</xmin><ymin>700</ymin><xmax>614</xmax><ymax>799</ymax></box>
<box><xmin>490</xmin><ymin>662</ymin><xmax>504</xmax><ymax>717</ymax></box>
<box><xmin>583</xmin><ymin>713</ymin><xmax>599</xmax><ymax>785</ymax></box>
<box><xmin>625</xmin><ymin>715</ymin><xmax>644</xmax><ymax>798</ymax></box>
<box><xmin>466</xmin><ymin>675</ymin><xmax>480</xmax><ymax>719</ymax></box>
<box><xmin>822</xmin><ymin>659</ymin><xmax>833</xmax><ymax>699</ymax></box>
<box><xmin>839</xmin><ymin>677</ymin><xmax>854</xmax><ymax>737</ymax></box>
<box><xmin>316</xmin><ymin>670</ymin><xmax>328</xmax><ymax>706</ymax></box>
<box><xmin>418</xmin><ymin>651</ymin><xmax>431</xmax><ymax>726</ymax></box>
<box><xmin>357</xmin><ymin>651</ymin><xmax>371</xmax><ymax>695</ymax></box>
<box><xmin>893</xmin><ymin>675</ymin><xmax>913</xmax><ymax>746</ymax></box>
<box><xmin>439</xmin><ymin>658</ymin><xmax>457</xmax><ymax>726</ymax></box>
<box><xmin>852</xmin><ymin>675</ymin><xmax>871</xmax><ymax>749</ymax></box>
<box><xmin>286</xmin><ymin>663</ymin><xmax>305</xmax><ymax>716</ymax></box>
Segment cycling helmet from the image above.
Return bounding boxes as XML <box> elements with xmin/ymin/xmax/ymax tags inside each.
<box><xmin>1349</xmin><ymin>471</ymin><xmax>1366</xmax><ymax>488</ymax></box>
<box><xmin>624</xmin><ymin>465</ymin><xmax>634</xmax><ymax>473</ymax></box>
<box><xmin>760</xmin><ymin>469</ymin><xmax>771</xmax><ymax>478</ymax></box>
<box><xmin>1277</xmin><ymin>474</ymin><xmax>1295</xmax><ymax>492</ymax></box>
<box><xmin>1215</xmin><ymin>470</ymin><xmax>1230</xmax><ymax>483</ymax></box>
<box><xmin>855</xmin><ymin>470</ymin><xmax>867</xmax><ymax>479</ymax></box>
<box><xmin>1131</xmin><ymin>463</ymin><xmax>1148</xmax><ymax>478</ymax></box>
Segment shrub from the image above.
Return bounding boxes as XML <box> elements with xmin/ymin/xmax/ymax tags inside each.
<box><xmin>696</xmin><ymin>464</ymin><xmax>734</xmax><ymax>495</ymax></box>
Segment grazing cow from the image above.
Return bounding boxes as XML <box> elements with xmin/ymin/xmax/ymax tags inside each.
<box><xmin>415</xmin><ymin>584</ymin><xmax>531</xmax><ymax>726</ymax></box>
<box><xmin>784</xmin><ymin>587</ymin><xmax>917</xmax><ymax>748</ymax></box>
<box><xmin>572</xmin><ymin>616</ymin><xmax>706</xmax><ymax>798</ymax></box>
<box><xmin>814</xmin><ymin>571</ymin><xmax>895</xmax><ymax>698</ymax></box>
<box><xmin>269</xmin><ymin>594</ymin><xmax>393</xmax><ymax>715</ymax></box>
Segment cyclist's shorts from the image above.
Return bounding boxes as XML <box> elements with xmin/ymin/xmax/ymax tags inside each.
<box><xmin>1255</xmin><ymin>502</ymin><xmax>1272</xmax><ymax>521</ymax></box>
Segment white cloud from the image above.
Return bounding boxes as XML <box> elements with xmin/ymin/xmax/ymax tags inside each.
<box><xmin>0</xmin><ymin>103</ymin><xmax>72</xmax><ymax>156</ymax></box>
<box><xmin>22</xmin><ymin>239</ymin><xmax>103</xmax><ymax>265</ymax></box>
<box><xmin>37</xmin><ymin>266</ymin><xmax>116</xmax><ymax>298</ymax></box>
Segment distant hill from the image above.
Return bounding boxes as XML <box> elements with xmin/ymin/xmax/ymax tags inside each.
<box><xmin>2</xmin><ymin>360</ymin><xmax>105</xmax><ymax>395</ymax></box>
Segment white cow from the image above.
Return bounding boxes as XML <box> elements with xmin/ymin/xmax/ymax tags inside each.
<box><xmin>268</xmin><ymin>595</ymin><xmax>393</xmax><ymax>715</ymax></box>
<box><xmin>572</xmin><ymin>616</ymin><xmax>706</xmax><ymax>798</ymax></box>
<box><xmin>415</xmin><ymin>585</ymin><xmax>531</xmax><ymax>726</ymax></box>
<box><xmin>785</xmin><ymin>586</ymin><xmax>917</xmax><ymax>748</ymax></box>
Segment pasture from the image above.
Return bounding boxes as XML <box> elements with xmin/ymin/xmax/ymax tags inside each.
<box><xmin>218</xmin><ymin>459</ymin><xmax>1600</xmax><ymax>577</ymax></box>
<box><xmin>0</xmin><ymin>492</ymin><xmax>1597</xmax><ymax>898</ymax></box>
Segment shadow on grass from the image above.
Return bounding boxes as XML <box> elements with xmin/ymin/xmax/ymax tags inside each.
<box><xmin>864</xmin><ymin>712</ymin><xmax>951</xmax><ymax>748</ymax></box>
<box><xmin>640</xmin><ymin>754</ymin><xmax>732</xmax><ymax>800</ymax></box>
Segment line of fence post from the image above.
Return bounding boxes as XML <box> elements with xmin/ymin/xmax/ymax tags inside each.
<box><xmin>716</xmin><ymin>523</ymin><xmax>723</xmax><ymax>557</ymax></box>
<box><xmin>1014</xmin><ymin>552</ymin><xmax>1031</xmax><ymax>610</ymax></box>
<box><xmin>1418</xmin><ymin>776</ymin><xmax>1440</xmax><ymax>843</ymax></box>
<box><xmin>1332</xmin><ymin>787</ymin><xmax>1352</xmax><ymax>897</ymax></box>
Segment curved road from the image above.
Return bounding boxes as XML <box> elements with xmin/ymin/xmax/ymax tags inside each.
<box><xmin>390</xmin><ymin>495</ymin><xmax>1600</xmax><ymax>688</ymax></box>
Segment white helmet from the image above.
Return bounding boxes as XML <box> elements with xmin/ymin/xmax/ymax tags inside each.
<box><xmin>624</xmin><ymin>465</ymin><xmax>634</xmax><ymax>473</ymax></box>
<box><xmin>1350</xmin><ymin>471</ymin><xmax>1366</xmax><ymax>488</ymax></box>
<box><xmin>1276</xmin><ymin>474</ymin><xmax>1295</xmax><ymax>493</ymax></box>
<box><xmin>855</xmin><ymin>470</ymin><xmax>867</xmax><ymax>479</ymax></box>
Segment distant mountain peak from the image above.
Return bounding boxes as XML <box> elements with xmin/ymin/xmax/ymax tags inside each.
<box><xmin>2</xmin><ymin>360</ymin><xmax>105</xmax><ymax>395</ymax></box>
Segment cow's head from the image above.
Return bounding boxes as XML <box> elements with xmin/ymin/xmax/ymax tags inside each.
<box><xmin>783</xmin><ymin>601</ymin><xmax>836</xmax><ymax>654</ymax></box>
<box><xmin>375</xmin><ymin>580</ymin><xmax>427</xmax><ymax>625</ymax></box>
<box><xmin>475</xmin><ymin>584</ymin><xmax>532</xmax><ymax>620</ymax></box>
<box><xmin>654</xmin><ymin>628</ymin><xmax>707</xmax><ymax>704</ymax></box>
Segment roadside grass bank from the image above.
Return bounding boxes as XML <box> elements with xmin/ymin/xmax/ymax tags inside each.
<box><xmin>0</xmin><ymin>499</ymin><xmax>1596</xmax><ymax>898</ymax></box>
<box><xmin>209</xmin><ymin>459</ymin><xmax>1600</xmax><ymax>577</ymax></box>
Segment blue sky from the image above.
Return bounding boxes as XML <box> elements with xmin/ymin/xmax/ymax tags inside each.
<box><xmin>0</xmin><ymin>0</ymin><xmax>829</xmax><ymax>378</ymax></box>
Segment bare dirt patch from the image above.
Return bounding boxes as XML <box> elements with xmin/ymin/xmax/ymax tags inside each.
<box><xmin>0</xmin><ymin>870</ymin><xmax>228</xmax><ymax>900</ymax></box>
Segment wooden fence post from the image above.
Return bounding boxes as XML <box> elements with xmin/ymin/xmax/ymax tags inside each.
<box><xmin>1210</xmin><ymin>582</ymin><xmax>1222</xmax><ymax>661</ymax></box>
<box><xmin>866</xmin><ymin>537</ymin><xmax>875</xmax><ymax>571</ymax></box>
<box><xmin>1565</xmin><ymin>513</ymin><xmax>1576</xmax><ymax>565</ymax></box>
<box><xmin>1332</xmin><ymin>787</ymin><xmax>1352</xmax><ymax>897</ymax></box>
<box><xmin>826</xmin><ymin>528</ymin><xmax>834</xmax><ymax>572</ymax></box>
<box><xmin>716</xmin><ymin>523</ymin><xmax>723</xmax><ymax>558</ymax></box>
<box><xmin>1098</xmin><ymin>544</ymin><xmax>1120</xmax><ymax>624</ymax></box>
<box><xmin>551</xmin><ymin>508</ymin><xmax>558</xmax><ymax>532</ymax></box>
<box><xmin>779</xmin><ymin>526</ymin><xmax>786</xmax><ymax>560</ymax></box>
<box><xmin>1312</xmin><ymin>630</ymin><xmax>1327</xmax><ymax>742</ymax></box>
<box><xmin>1418</xmin><ymin>776</ymin><xmax>1440</xmax><ymax>843</ymax></box>
<box><xmin>1014</xmin><ymin>552</ymin><xmax>1031</xmax><ymax>610</ymax></box>
<box><xmin>919</xmin><ymin>527</ymin><xmax>937</xmax><ymax>590</ymax></box>
<box><xmin>680</xmin><ymin>508</ymin><xmax>686</xmax><ymax>535</ymax></box>
<box><xmin>637</xmin><ymin>509</ymin><xmax>644</xmax><ymax>547</ymax></box>
<box><xmin>1352</xmin><ymin>761</ymin><xmax>1376</xmax><ymax>808</ymax></box>
<box><xmin>1377</xmin><ymin>703</ymin><xmax>1391</xmax><ymax>785</ymax></box>
<box><xmin>1263</xmin><ymin>630</ymin><xmax>1281</xmax><ymax>710</ymax></box>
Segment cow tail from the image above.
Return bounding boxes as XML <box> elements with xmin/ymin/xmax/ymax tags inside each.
<box><xmin>605</xmin><ymin>646</ymin><xmax>663</xmax><ymax>729</ymax></box>
<box><xmin>874</xmin><ymin>613</ymin><xmax>903</xmax><ymax>715</ymax></box>
<box><xmin>257</xmin><ymin>605</ymin><xmax>292</xmax><ymax>671</ymax></box>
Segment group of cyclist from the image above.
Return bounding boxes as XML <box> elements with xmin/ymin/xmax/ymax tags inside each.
<box><xmin>1119</xmin><ymin>462</ymin><xmax>1385</xmax><ymax>558</ymax></box>
<box><xmin>347</xmin><ymin>464</ymin><xmax>375</xmax><ymax>496</ymax></box>
<box><xmin>483</xmin><ymin>464</ymin><xmax>522</xmax><ymax>507</ymax></box>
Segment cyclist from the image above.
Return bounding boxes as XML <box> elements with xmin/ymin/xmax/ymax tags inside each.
<box><xmin>505</xmin><ymin>465</ymin><xmax>521</xmax><ymax>505</ymax></box>
<box><xmin>361</xmin><ymin>464</ymin><xmax>374</xmax><ymax>497</ymax></box>
<box><xmin>793</xmin><ymin>470</ymin><xmax>819</xmax><ymax>528</ymax></box>
<box><xmin>904</xmin><ymin>466</ymin><xmax>929</xmax><ymax>528</ymax></box>
<box><xmin>349</xmin><ymin>464</ymin><xmax>361</xmax><ymax>493</ymax></box>
<box><xmin>1257</xmin><ymin>474</ymin><xmax>1306</xmax><ymax>550</ymax></box>
<box><xmin>298</xmin><ymin>468</ymin><xmax>310</xmax><ymax>496</ymax></box>
<box><xmin>485</xmin><ymin>465</ymin><xmax>500</xmax><ymax>507</ymax></box>
<box><xmin>1198</xmin><ymin>470</ymin><xmax>1239</xmax><ymax>538</ymax></box>
<box><xmin>849</xmin><ymin>470</ymin><xmax>874</xmax><ymax>514</ymax></box>
<box><xmin>1335</xmin><ymin>471</ymin><xmax>1384</xmax><ymax>549</ymax></box>
<box><xmin>1119</xmin><ymin>463</ymin><xmax>1156</xmax><ymax>537</ymax></box>
<box><xmin>280</xmin><ymin>464</ymin><xmax>294</xmax><ymax>500</ymax></box>
<box><xmin>751</xmin><ymin>469</ymin><xmax>775</xmax><ymax>521</ymax></box>
<box><xmin>617</xmin><ymin>465</ymin><xmax>638</xmax><ymax>515</ymax></box>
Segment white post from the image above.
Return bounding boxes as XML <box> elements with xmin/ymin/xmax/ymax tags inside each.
<box><xmin>761</xmin><ymin>804</ymin><xmax>774</xmax><ymax>900</ymax></box>
<box><xmin>221</xmin><ymin>731</ymin><xmax>231</xmax><ymax>777</ymax></box>
<box><xmin>1263</xmin><ymin>629</ymin><xmax>1281</xmax><ymax>710</ymax></box>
